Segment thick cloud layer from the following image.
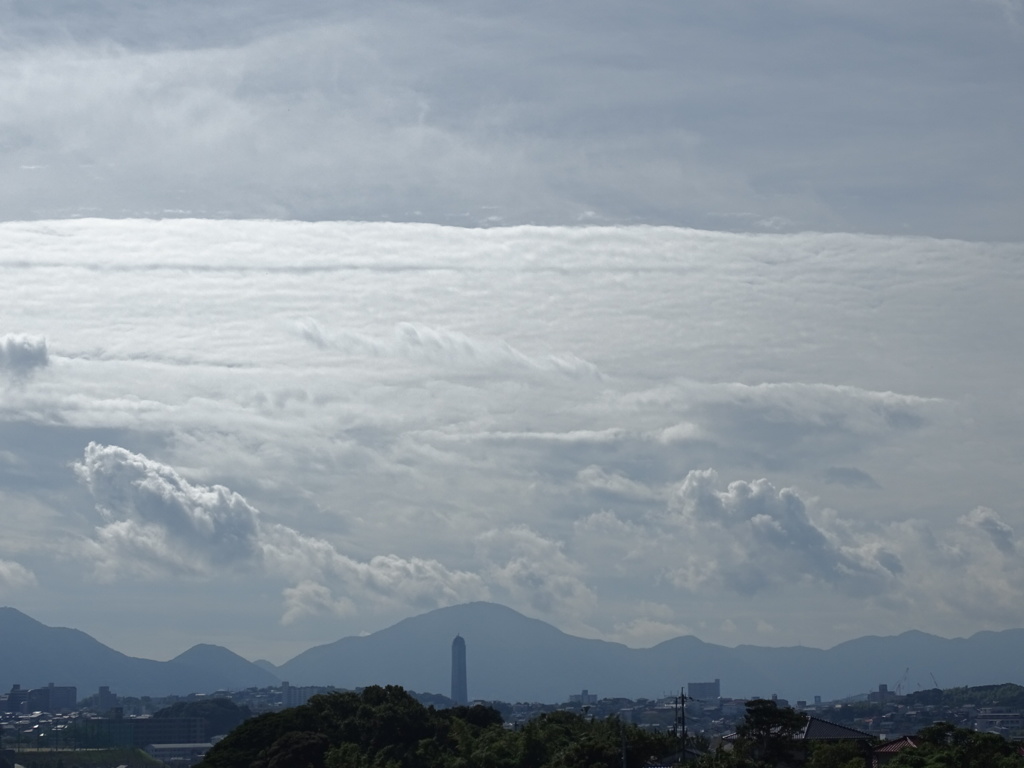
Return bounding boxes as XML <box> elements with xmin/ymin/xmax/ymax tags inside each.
<box><xmin>1</xmin><ymin>0</ymin><xmax>1022</xmax><ymax>238</ymax></box>
<box><xmin>1</xmin><ymin>218</ymin><xmax>1022</xmax><ymax>660</ymax></box>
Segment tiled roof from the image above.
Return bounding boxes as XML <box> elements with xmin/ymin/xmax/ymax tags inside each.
<box><xmin>875</xmin><ymin>736</ymin><xmax>918</xmax><ymax>753</ymax></box>
<box><xmin>800</xmin><ymin>717</ymin><xmax>875</xmax><ymax>741</ymax></box>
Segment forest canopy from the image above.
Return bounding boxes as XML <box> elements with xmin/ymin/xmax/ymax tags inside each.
<box><xmin>197</xmin><ymin>685</ymin><xmax>677</xmax><ymax>768</ymax></box>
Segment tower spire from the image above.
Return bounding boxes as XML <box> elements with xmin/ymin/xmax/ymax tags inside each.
<box><xmin>451</xmin><ymin>634</ymin><xmax>468</xmax><ymax>705</ymax></box>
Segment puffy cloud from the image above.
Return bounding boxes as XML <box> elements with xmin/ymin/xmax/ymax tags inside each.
<box><xmin>666</xmin><ymin>469</ymin><xmax>902</xmax><ymax>596</ymax></box>
<box><xmin>74</xmin><ymin>442</ymin><xmax>263</xmax><ymax>576</ymax></box>
<box><xmin>74</xmin><ymin>443</ymin><xmax>488</xmax><ymax>617</ymax></box>
<box><xmin>0</xmin><ymin>334</ymin><xmax>48</xmax><ymax>378</ymax></box>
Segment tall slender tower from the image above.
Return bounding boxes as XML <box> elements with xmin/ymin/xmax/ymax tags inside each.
<box><xmin>451</xmin><ymin>634</ymin><xmax>468</xmax><ymax>705</ymax></box>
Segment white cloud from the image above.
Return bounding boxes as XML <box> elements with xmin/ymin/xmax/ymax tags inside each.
<box><xmin>301</xmin><ymin>321</ymin><xmax>600</xmax><ymax>378</ymax></box>
<box><xmin>281</xmin><ymin>581</ymin><xmax>356</xmax><ymax>626</ymax></box>
<box><xmin>74</xmin><ymin>443</ymin><xmax>488</xmax><ymax>619</ymax></box>
<box><xmin>0</xmin><ymin>559</ymin><xmax>36</xmax><ymax>590</ymax></box>
<box><xmin>576</xmin><ymin>465</ymin><xmax>662</xmax><ymax>501</ymax></box>
<box><xmin>1</xmin><ymin>218</ymin><xmax>1023</xmax><ymax>655</ymax></box>
<box><xmin>668</xmin><ymin>469</ymin><xmax>901</xmax><ymax>596</ymax></box>
<box><xmin>74</xmin><ymin>442</ymin><xmax>263</xmax><ymax>576</ymax></box>
<box><xmin>873</xmin><ymin>509</ymin><xmax>1024</xmax><ymax>629</ymax></box>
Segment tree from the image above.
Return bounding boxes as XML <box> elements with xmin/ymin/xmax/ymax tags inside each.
<box><xmin>805</xmin><ymin>740</ymin><xmax>866</xmax><ymax>768</ymax></box>
<box><xmin>154</xmin><ymin>698</ymin><xmax>253</xmax><ymax>740</ymax></box>
<box><xmin>734</xmin><ymin>698</ymin><xmax>807</xmax><ymax>766</ymax></box>
<box><xmin>886</xmin><ymin>722</ymin><xmax>1024</xmax><ymax>768</ymax></box>
<box><xmin>199</xmin><ymin>685</ymin><xmax>677</xmax><ymax>768</ymax></box>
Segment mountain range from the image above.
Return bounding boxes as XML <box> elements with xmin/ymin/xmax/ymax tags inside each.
<box><xmin>3</xmin><ymin>603</ymin><xmax>1024</xmax><ymax>704</ymax></box>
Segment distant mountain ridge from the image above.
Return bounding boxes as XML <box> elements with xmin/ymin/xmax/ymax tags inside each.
<box><xmin>0</xmin><ymin>607</ymin><xmax>279</xmax><ymax>697</ymax></box>
<box><xmin>275</xmin><ymin>602</ymin><xmax>1024</xmax><ymax>703</ymax></box>
<box><xmin>3</xmin><ymin>603</ymin><xmax>1023</xmax><ymax>703</ymax></box>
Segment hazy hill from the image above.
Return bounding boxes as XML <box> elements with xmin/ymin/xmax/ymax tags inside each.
<box><xmin>277</xmin><ymin>602</ymin><xmax>778</xmax><ymax>702</ymax></box>
<box><xmin>5</xmin><ymin>603</ymin><xmax>1024</xmax><ymax>703</ymax></box>
<box><xmin>171</xmin><ymin>643</ymin><xmax>280</xmax><ymax>689</ymax></box>
<box><xmin>277</xmin><ymin>602</ymin><xmax>1024</xmax><ymax>703</ymax></box>
<box><xmin>0</xmin><ymin>607</ymin><xmax>276</xmax><ymax>697</ymax></box>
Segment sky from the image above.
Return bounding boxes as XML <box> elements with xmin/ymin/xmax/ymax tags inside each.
<box><xmin>1</xmin><ymin>0</ymin><xmax>1023</xmax><ymax>667</ymax></box>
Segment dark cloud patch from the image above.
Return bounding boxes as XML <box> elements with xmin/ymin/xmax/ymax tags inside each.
<box><xmin>961</xmin><ymin>507</ymin><xmax>1017</xmax><ymax>555</ymax></box>
<box><xmin>824</xmin><ymin>466</ymin><xmax>881</xmax><ymax>489</ymax></box>
<box><xmin>0</xmin><ymin>335</ymin><xmax>48</xmax><ymax>378</ymax></box>
<box><xmin>687</xmin><ymin>387</ymin><xmax>931</xmax><ymax>472</ymax></box>
<box><xmin>2</xmin><ymin>0</ymin><xmax>1023</xmax><ymax>237</ymax></box>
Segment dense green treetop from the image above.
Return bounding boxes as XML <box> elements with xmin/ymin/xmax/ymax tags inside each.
<box><xmin>884</xmin><ymin>722</ymin><xmax>1024</xmax><ymax>768</ymax></box>
<box><xmin>153</xmin><ymin>697</ymin><xmax>253</xmax><ymax>738</ymax></box>
<box><xmin>733</xmin><ymin>698</ymin><xmax>808</xmax><ymax>766</ymax></box>
<box><xmin>198</xmin><ymin>685</ymin><xmax>677</xmax><ymax>768</ymax></box>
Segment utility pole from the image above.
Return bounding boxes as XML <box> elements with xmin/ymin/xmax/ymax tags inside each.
<box><xmin>681</xmin><ymin>687</ymin><xmax>689</xmax><ymax>762</ymax></box>
<box><xmin>676</xmin><ymin>687</ymin><xmax>699</xmax><ymax>762</ymax></box>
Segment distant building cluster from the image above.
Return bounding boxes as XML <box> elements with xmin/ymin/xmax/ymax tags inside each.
<box><xmin>5</xmin><ymin>632</ymin><xmax>1024</xmax><ymax>768</ymax></box>
<box><xmin>281</xmin><ymin>681</ymin><xmax>327</xmax><ymax>709</ymax></box>
<box><xmin>568</xmin><ymin>689</ymin><xmax>598</xmax><ymax>705</ymax></box>
<box><xmin>2</xmin><ymin>683</ymin><xmax>76</xmax><ymax>714</ymax></box>
<box><xmin>687</xmin><ymin>678</ymin><xmax>721</xmax><ymax>702</ymax></box>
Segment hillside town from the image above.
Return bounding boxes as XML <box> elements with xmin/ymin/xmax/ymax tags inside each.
<box><xmin>4</xmin><ymin>679</ymin><xmax>1024</xmax><ymax>767</ymax></box>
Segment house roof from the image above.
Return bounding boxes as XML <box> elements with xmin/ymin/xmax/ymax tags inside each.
<box><xmin>800</xmin><ymin>717</ymin><xmax>875</xmax><ymax>741</ymax></box>
<box><xmin>875</xmin><ymin>735</ymin><xmax>918</xmax><ymax>754</ymax></box>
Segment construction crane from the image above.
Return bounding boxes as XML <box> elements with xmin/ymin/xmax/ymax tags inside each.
<box><xmin>894</xmin><ymin>667</ymin><xmax>910</xmax><ymax>697</ymax></box>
